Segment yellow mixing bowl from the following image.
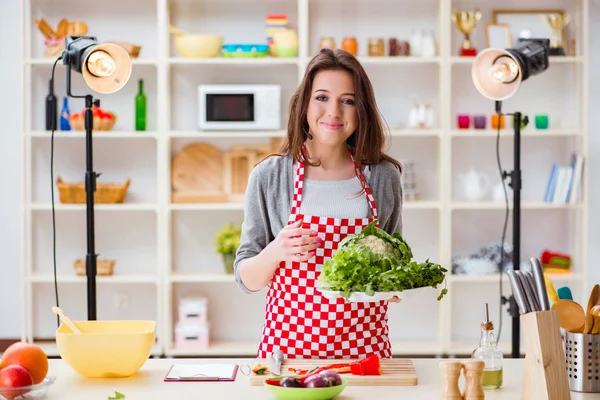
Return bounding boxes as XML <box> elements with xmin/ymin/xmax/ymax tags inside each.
<box><xmin>56</xmin><ymin>320</ymin><xmax>156</xmax><ymax>378</ymax></box>
<box><xmin>174</xmin><ymin>34</ymin><xmax>223</xmax><ymax>58</ymax></box>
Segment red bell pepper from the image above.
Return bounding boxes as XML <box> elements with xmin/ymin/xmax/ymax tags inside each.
<box><xmin>349</xmin><ymin>354</ymin><xmax>381</xmax><ymax>375</ymax></box>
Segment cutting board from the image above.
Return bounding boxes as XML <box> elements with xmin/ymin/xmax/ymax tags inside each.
<box><xmin>248</xmin><ymin>358</ymin><xmax>417</xmax><ymax>386</ymax></box>
<box><xmin>171</xmin><ymin>143</ymin><xmax>228</xmax><ymax>203</ymax></box>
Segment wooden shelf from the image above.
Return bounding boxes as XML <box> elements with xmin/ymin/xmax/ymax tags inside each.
<box><xmin>30</xmin><ymin>274</ymin><xmax>159</xmax><ymax>284</ymax></box>
<box><xmin>450</xmin><ymin>201</ymin><xmax>583</xmax><ymax>210</ymax></box>
<box><xmin>450</xmin><ymin>129</ymin><xmax>581</xmax><ymax>137</ymax></box>
<box><xmin>27</xmin><ymin>131</ymin><xmax>158</xmax><ymax>139</ymax></box>
<box><xmin>30</xmin><ymin>203</ymin><xmax>158</xmax><ymax>211</ymax></box>
<box><xmin>449</xmin><ymin>273</ymin><xmax>583</xmax><ymax>284</ymax></box>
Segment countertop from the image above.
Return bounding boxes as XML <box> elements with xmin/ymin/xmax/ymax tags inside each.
<box><xmin>43</xmin><ymin>358</ymin><xmax>600</xmax><ymax>400</ymax></box>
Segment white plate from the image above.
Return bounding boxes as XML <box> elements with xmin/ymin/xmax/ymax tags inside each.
<box><xmin>317</xmin><ymin>289</ymin><xmax>404</xmax><ymax>303</ymax></box>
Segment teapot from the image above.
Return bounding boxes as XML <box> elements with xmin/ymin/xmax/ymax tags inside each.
<box><xmin>458</xmin><ymin>169</ymin><xmax>491</xmax><ymax>201</ymax></box>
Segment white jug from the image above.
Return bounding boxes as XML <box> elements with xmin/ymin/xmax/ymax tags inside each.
<box><xmin>458</xmin><ymin>169</ymin><xmax>491</xmax><ymax>201</ymax></box>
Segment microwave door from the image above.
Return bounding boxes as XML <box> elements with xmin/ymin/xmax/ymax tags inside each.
<box><xmin>202</xmin><ymin>93</ymin><xmax>254</xmax><ymax>130</ymax></box>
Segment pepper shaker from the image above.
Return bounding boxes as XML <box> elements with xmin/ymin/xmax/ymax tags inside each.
<box><xmin>462</xmin><ymin>359</ymin><xmax>485</xmax><ymax>400</ymax></box>
<box><xmin>439</xmin><ymin>361</ymin><xmax>463</xmax><ymax>399</ymax></box>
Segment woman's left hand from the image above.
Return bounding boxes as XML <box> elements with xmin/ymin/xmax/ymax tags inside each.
<box><xmin>387</xmin><ymin>296</ymin><xmax>401</xmax><ymax>303</ymax></box>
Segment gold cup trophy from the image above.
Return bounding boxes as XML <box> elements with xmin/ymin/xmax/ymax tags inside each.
<box><xmin>451</xmin><ymin>8</ymin><xmax>482</xmax><ymax>56</ymax></box>
<box><xmin>545</xmin><ymin>13</ymin><xmax>571</xmax><ymax>55</ymax></box>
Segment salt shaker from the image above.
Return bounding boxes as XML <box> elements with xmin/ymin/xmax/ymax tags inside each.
<box><xmin>462</xmin><ymin>359</ymin><xmax>485</xmax><ymax>400</ymax></box>
<box><xmin>439</xmin><ymin>361</ymin><xmax>463</xmax><ymax>399</ymax></box>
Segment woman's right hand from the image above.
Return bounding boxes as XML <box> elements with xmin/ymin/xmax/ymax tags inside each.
<box><xmin>266</xmin><ymin>219</ymin><xmax>321</xmax><ymax>264</ymax></box>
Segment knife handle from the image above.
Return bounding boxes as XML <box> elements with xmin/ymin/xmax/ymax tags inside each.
<box><xmin>507</xmin><ymin>270</ymin><xmax>528</xmax><ymax>314</ymax></box>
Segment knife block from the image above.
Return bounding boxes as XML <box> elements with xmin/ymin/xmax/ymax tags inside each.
<box><xmin>521</xmin><ymin>310</ymin><xmax>570</xmax><ymax>400</ymax></box>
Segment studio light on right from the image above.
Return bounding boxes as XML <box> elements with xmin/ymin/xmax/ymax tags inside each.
<box><xmin>472</xmin><ymin>39</ymin><xmax>550</xmax><ymax>101</ymax></box>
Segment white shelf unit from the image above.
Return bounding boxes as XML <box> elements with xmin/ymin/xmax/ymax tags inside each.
<box><xmin>20</xmin><ymin>0</ymin><xmax>589</xmax><ymax>358</ymax></box>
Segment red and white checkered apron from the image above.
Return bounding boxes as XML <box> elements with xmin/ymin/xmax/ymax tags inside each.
<box><xmin>257</xmin><ymin>150</ymin><xmax>392</xmax><ymax>359</ymax></box>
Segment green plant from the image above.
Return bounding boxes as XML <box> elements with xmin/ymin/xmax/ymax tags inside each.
<box><xmin>215</xmin><ymin>224</ymin><xmax>242</xmax><ymax>255</ymax></box>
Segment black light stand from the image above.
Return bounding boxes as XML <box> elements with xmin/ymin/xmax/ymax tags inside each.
<box><xmin>65</xmin><ymin>65</ymin><xmax>100</xmax><ymax>321</ymax></box>
<box><xmin>495</xmin><ymin>100</ymin><xmax>528</xmax><ymax>359</ymax></box>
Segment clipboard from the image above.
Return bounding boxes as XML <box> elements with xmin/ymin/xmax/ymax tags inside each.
<box><xmin>164</xmin><ymin>364</ymin><xmax>239</xmax><ymax>382</ymax></box>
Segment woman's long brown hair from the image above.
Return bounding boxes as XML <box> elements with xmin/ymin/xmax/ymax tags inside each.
<box><xmin>278</xmin><ymin>48</ymin><xmax>402</xmax><ymax>174</ymax></box>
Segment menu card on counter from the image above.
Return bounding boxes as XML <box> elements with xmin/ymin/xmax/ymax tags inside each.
<box><xmin>164</xmin><ymin>364</ymin><xmax>239</xmax><ymax>382</ymax></box>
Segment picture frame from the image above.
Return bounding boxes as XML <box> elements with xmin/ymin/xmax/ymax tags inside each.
<box><xmin>492</xmin><ymin>8</ymin><xmax>568</xmax><ymax>52</ymax></box>
<box><xmin>485</xmin><ymin>23</ymin><xmax>511</xmax><ymax>49</ymax></box>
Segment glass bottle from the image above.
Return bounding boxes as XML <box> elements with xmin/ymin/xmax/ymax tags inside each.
<box><xmin>45</xmin><ymin>79</ymin><xmax>57</xmax><ymax>131</ymax></box>
<box><xmin>135</xmin><ymin>79</ymin><xmax>146</xmax><ymax>131</ymax></box>
<box><xmin>472</xmin><ymin>303</ymin><xmax>503</xmax><ymax>390</ymax></box>
<box><xmin>59</xmin><ymin>97</ymin><xmax>70</xmax><ymax>131</ymax></box>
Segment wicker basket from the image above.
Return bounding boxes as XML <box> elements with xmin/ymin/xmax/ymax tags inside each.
<box><xmin>69</xmin><ymin>114</ymin><xmax>117</xmax><ymax>131</ymax></box>
<box><xmin>74</xmin><ymin>259</ymin><xmax>115</xmax><ymax>276</ymax></box>
<box><xmin>56</xmin><ymin>177</ymin><xmax>131</xmax><ymax>204</ymax></box>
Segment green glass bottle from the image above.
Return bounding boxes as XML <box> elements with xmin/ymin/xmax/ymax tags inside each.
<box><xmin>135</xmin><ymin>79</ymin><xmax>146</xmax><ymax>131</ymax></box>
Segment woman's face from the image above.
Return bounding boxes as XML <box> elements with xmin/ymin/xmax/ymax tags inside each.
<box><xmin>306</xmin><ymin>69</ymin><xmax>358</xmax><ymax>147</ymax></box>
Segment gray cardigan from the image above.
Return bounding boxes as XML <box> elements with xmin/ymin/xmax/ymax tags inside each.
<box><xmin>234</xmin><ymin>154</ymin><xmax>403</xmax><ymax>293</ymax></box>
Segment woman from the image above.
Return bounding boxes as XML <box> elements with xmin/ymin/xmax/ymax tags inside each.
<box><xmin>234</xmin><ymin>48</ymin><xmax>403</xmax><ymax>359</ymax></box>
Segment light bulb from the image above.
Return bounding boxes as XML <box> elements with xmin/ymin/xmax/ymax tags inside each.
<box><xmin>489</xmin><ymin>57</ymin><xmax>519</xmax><ymax>84</ymax></box>
<box><xmin>87</xmin><ymin>51</ymin><xmax>116</xmax><ymax>77</ymax></box>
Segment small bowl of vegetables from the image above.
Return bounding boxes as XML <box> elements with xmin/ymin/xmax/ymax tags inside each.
<box><xmin>264</xmin><ymin>370</ymin><xmax>347</xmax><ymax>400</ymax></box>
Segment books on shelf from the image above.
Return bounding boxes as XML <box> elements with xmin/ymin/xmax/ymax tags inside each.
<box><xmin>543</xmin><ymin>153</ymin><xmax>585</xmax><ymax>204</ymax></box>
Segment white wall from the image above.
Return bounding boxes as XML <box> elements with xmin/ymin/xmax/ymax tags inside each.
<box><xmin>0</xmin><ymin>0</ymin><xmax>599</xmax><ymax>339</ymax></box>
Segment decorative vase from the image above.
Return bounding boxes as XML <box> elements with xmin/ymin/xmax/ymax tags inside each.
<box><xmin>491</xmin><ymin>114</ymin><xmax>505</xmax><ymax>129</ymax></box>
<box><xmin>457</xmin><ymin>114</ymin><xmax>470</xmax><ymax>129</ymax></box>
<box><xmin>473</xmin><ymin>115</ymin><xmax>486</xmax><ymax>129</ymax></box>
<box><xmin>222</xmin><ymin>254</ymin><xmax>235</xmax><ymax>274</ymax></box>
<box><xmin>535</xmin><ymin>114</ymin><xmax>549</xmax><ymax>129</ymax></box>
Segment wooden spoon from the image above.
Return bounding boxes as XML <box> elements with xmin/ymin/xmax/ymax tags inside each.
<box><xmin>584</xmin><ymin>284</ymin><xmax>599</xmax><ymax>334</ymax></box>
<box><xmin>51</xmin><ymin>306</ymin><xmax>82</xmax><ymax>334</ymax></box>
<box><xmin>169</xmin><ymin>25</ymin><xmax>187</xmax><ymax>36</ymax></box>
<box><xmin>590</xmin><ymin>306</ymin><xmax>600</xmax><ymax>335</ymax></box>
<box><xmin>551</xmin><ymin>300</ymin><xmax>585</xmax><ymax>333</ymax></box>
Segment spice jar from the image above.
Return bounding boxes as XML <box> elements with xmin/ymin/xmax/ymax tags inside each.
<box><xmin>389</xmin><ymin>38</ymin><xmax>399</xmax><ymax>56</ymax></box>
<box><xmin>397</xmin><ymin>40</ymin><xmax>411</xmax><ymax>56</ymax></box>
<box><xmin>341</xmin><ymin>37</ymin><xmax>358</xmax><ymax>56</ymax></box>
<box><xmin>319</xmin><ymin>37</ymin><xmax>336</xmax><ymax>50</ymax></box>
<box><xmin>368</xmin><ymin>38</ymin><xmax>385</xmax><ymax>56</ymax></box>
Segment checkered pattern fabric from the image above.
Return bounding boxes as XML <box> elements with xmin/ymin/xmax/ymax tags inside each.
<box><xmin>257</xmin><ymin>149</ymin><xmax>391</xmax><ymax>359</ymax></box>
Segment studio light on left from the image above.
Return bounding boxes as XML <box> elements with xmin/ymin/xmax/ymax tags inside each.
<box><xmin>62</xmin><ymin>36</ymin><xmax>132</xmax><ymax>94</ymax></box>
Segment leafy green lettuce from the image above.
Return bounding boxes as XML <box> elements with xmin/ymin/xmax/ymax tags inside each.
<box><xmin>317</xmin><ymin>221</ymin><xmax>448</xmax><ymax>300</ymax></box>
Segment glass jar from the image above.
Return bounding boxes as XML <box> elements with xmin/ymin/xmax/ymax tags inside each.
<box><xmin>368</xmin><ymin>38</ymin><xmax>385</xmax><ymax>56</ymax></box>
<box><xmin>341</xmin><ymin>37</ymin><xmax>358</xmax><ymax>56</ymax></box>
<box><xmin>319</xmin><ymin>37</ymin><xmax>336</xmax><ymax>50</ymax></box>
<box><xmin>471</xmin><ymin>303</ymin><xmax>503</xmax><ymax>390</ymax></box>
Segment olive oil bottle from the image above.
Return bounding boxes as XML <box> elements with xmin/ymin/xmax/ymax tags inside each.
<box><xmin>472</xmin><ymin>303</ymin><xmax>503</xmax><ymax>389</ymax></box>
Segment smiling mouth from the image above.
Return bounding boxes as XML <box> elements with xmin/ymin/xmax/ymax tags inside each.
<box><xmin>321</xmin><ymin>122</ymin><xmax>343</xmax><ymax>130</ymax></box>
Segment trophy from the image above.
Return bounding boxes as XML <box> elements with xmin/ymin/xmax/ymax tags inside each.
<box><xmin>545</xmin><ymin>13</ymin><xmax>571</xmax><ymax>55</ymax></box>
<box><xmin>451</xmin><ymin>8</ymin><xmax>482</xmax><ymax>56</ymax></box>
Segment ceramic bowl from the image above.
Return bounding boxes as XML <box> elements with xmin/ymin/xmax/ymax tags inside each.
<box><xmin>174</xmin><ymin>34</ymin><xmax>223</xmax><ymax>58</ymax></box>
<box><xmin>264</xmin><ymin>379</ymin><xmax>348</xmax><ymax>400</ymax></box>
<box><xmin>56</xmin><ymin>320</ymin><xmax>155</xmax><ymax>378</ymax></box>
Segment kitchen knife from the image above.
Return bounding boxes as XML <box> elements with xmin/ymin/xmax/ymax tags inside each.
<box><xmin>507</xmin><ymin>270</ymin><xmax>529</xmax><ymax>314</ymax></box>
<box><xmin>271</xmin><ymin>346</ymin><xmax>283</xmax><ymax>375</ymax></box>
<box><xmin>530</xmin><ymin>257</ymin><xmax>550</xmax><ymax>310</ymax></box>
<box><xmin>518</xmin><ymin>271</ymin><xmax>540</xmax><ymax>312</ymax></box>
<box><xmin>523</xmin><ymin>271</ymin><xmax>541</xmax><ymax>311</ymax></box>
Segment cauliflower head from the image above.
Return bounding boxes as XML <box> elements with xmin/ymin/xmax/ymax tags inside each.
<box><xmin>355</xmin><ymin>235</ymin><xmax>398</xmax><ymax>257</ymax></box>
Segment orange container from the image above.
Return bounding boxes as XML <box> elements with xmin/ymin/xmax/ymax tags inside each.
<box><xmin>491</xmin><ymin>114</ymin><xmax>505</xmax><ymax>129</ymax></box>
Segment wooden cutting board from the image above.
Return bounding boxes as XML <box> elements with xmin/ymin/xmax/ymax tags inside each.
<box><xmin>248</xmin><ymin>358</ymin><xmax>418</xmax><ymax>386</ymax></box>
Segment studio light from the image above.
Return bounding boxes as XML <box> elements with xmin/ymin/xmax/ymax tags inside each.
<box><xmin>472</xmin><ymin>39</ymin><xmax>550</xmax><ymax>101</ymax></box>
<box><xmin>50</xmin><ymin>36</ymin><xmax>132</xmax><ymax>321</ymax></box>
<box><xmin>62</xmin><ymin>36</ymin><xmax>132</xmax><ymax>94</ymax></box>
<box><xmin>471</xmin><ymin>39</ymin><xmax>549</xmax><ymax>359</ymax></box>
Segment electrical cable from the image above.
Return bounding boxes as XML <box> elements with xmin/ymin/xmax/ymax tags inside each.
<box><xmin>50</xmin><ymin>56</ymin><xmax>62</xmax><ymax>328</ymax></box>
<box><xmin>495</xmin><ymin>114</ymin><xmax>509</xmax><ymax>344</ymax></box>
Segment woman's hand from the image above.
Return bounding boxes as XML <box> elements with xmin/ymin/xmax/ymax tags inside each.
<box><xmin>387</xmin><ymin>296</ymin><xmax>401</xmax><ymax>303</ymax></box>
<box><xmin>265</xmin><ymin>219</ymin><xmax>321</xmax><ymax>264</ymax></box>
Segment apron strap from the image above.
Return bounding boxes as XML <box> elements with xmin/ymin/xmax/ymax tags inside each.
<box><xmin>294</xmin><ymin>146</ymin><xmax>379</xmax><ymax>220</ymax></box>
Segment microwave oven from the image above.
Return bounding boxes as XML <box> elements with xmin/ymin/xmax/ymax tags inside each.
<box><xmin>198</xmin><ymin>84</ymin><xmax>281</xmax><ymax>130</ymax></box>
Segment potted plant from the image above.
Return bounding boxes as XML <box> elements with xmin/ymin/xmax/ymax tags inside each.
<box><xmin>215</xmin><ymin>224</ymin><xmax>242</xmax><ymax>274</ymax></box>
